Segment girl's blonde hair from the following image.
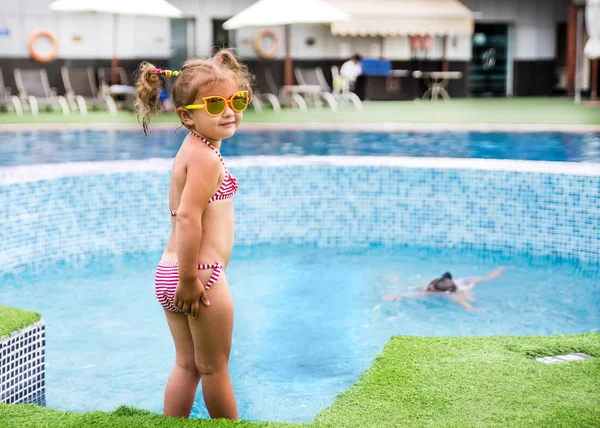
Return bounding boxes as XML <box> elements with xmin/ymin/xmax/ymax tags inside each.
<box><xmin>135</xmin><ymin>48</ymin><xmax>254</xmax><ymax>135</ymax></box>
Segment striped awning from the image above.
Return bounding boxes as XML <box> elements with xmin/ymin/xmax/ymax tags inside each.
<box><xmin>326</xmin><ymin>0</ymin><xmax>474</xmax><ymax>36</ymax></box>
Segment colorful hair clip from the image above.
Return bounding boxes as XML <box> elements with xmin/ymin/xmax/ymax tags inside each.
<box><xmin>154</xmin><ymin>68</ymin><xmax>179</xmax><ymax>77</ymax></box>
<box><xmin>215</xmin><ymin>56</ymin><xmax>223</xmax><ymax>64</ymax></box>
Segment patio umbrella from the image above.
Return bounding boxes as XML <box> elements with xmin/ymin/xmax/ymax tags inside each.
<box><xmin>222</xmin><ymin>0</ymin><xmax>350</xmax><ymax>86</ymax></box>
<box><xmin>584</xmin><ymin>0</ymin><xmax>600</xmax><ymax>101</ymax></box>
<box><xmin>49</xmin><ymin>0</ymin><xmax>182</xmax><ymax>84</ymax></box>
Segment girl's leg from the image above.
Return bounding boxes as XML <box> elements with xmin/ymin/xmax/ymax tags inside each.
<box><xmin>470</xmin><ymin>267</ymin><xmax>506</xmax><ymax>287</ymax></box>
<box><xmin>188</xmin><ymin>277</ymin><xmax>238</xmax><ymax>420</ymax></box>
<box><xmin>163</xmin><ymin>310</ymin><xmax>202</xmax><ymax>418</ymax></box>
<box><xmin>487</xmin><ymin>267</ymin><xmax>505</xmax><ymax>279</ymax></box>
<box><xmin>449</xmin><ymin>293</ymin><xmax>476</xmax><ymax>311</ymax></box>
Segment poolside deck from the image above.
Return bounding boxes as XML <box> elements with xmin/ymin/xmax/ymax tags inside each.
<box><xmin>0</xmin><ymin>98</ymin><xmax>598</xmax><ymax>130</ymax></box>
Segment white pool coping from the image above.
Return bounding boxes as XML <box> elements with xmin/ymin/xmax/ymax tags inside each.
<box><xmin>1</xmin><ymin>122</ymin><xmax>600</xmax><ymax>133</ymax></box>
<box><xmin>1</xmin><ymin>156</ymin><xmax>598</xmax><ymax>186</ymax></box>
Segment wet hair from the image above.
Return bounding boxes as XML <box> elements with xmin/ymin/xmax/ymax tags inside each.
<box><xmin>427</xmin><ymin>272</ymin><xmax>457</xmax><ymax>292</ymax></box>
<box><xmin>135</xmin><ymin>48</ymin><xmax>254</xmax><ymax>135</ymax></box>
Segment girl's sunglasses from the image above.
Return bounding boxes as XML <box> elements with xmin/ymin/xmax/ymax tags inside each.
<box><xmin>183</xmin><ymin>91</ymin><xmax>249</xmax><ymax>116</ymax></box>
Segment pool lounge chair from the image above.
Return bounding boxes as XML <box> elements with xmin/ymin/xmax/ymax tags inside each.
<box><xmin>299</xmin><ymin>66</ymin><xmax>363</xmax><ymax>111</ymax></box>
<box><xmin>263</xmin><ymin>68</ymin><xmax>308</xmax><ymax>112</ymax></box>
<box><xmin>14</xmin><ymin>68</ymin><xmax>70</xmax><ymax>116</ymax></box>
<box><xmin>98</xmin><ymin>67</ymin><xmax>135</xmax><ymax>110</ymax></box>
<box><xmin>251</xmin><ymin>68</ymin><xmax>282</xmax><ymax>112</ymax></box>
<box><xmin>98</xmin><ymin>66</ymin><xmax>135</xmax><ymax>94</ymax></box>
<box><xmin>333</xmin><ymin>66</ymin><xmax>363</xmax><ymax>110</ymax></box>
<box><xmin>61</xmin><ymin>66</ymin><xmax>117</xmax><ymax>115</ymax></box>
<box><xmin>0</xmin><ymin>69</ymin><xmax>23</xmax><ymax>116</ymax></box>
<box><xmin>293</xmin><ymin>66</ymin><xmax>340</xmax><ymax>111</ymax></box>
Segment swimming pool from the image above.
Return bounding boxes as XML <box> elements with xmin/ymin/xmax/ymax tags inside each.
<box><xmin>1</xmin><ymin>246</ymin><xmax>597</xmax><ymax>422</ymax></box>
<box><xmin>0</xmin><ymin>129</ymin><xmax>598</xmax><ymax>166</ymax></box>
<box><xmin>1</xmin><ymin>129</ymin><xmax>599</xmax><ymax>422</ymax></box>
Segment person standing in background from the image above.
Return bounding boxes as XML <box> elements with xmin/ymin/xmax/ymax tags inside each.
<box><xmin>339</xmin><ymin>53</ymin><xmax>363</xmax><ymax>90</ymax></box>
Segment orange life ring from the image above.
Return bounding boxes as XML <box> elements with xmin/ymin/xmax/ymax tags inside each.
<box><xmin>253</xmin><ymin>29</ymin><xmax>279</xmax><ymax>59</ymax></box>
<box><xmin>28</xmin><ymin>31</ymin><xmax>58</xmax><ymax>63</ymax></box>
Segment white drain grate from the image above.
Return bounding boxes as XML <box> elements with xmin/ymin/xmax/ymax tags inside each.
<box><xmin>536</xmin><ymin>353</ymin><xmax>592</xmax><ymax>364</ymax></box>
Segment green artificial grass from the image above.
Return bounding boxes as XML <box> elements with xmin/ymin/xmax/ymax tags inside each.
<box><xmin>0</xmin><ymin>98</ymin><xmax>598</xmax><ymax>126</ymax></box>
<box><xmin>1</xmin><ymin>333</ymin><xmax>598</xmax><ymax>427</ymax></box>
<box><xmin>0</xmin><ymin>405</ymin><xmax>300</xmax><ymax>428</ymax></box>
<box><xmin>0</xmin><ymin>305</ymin><xmax>42</xmax><ymax>338</ymax></box>
<box><xmin>314</xmin><ymin>333</ymin><xmax>600</xmax><ymax>428</ymax></box>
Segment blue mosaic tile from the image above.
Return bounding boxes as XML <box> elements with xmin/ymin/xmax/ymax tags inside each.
<box><xmin>0</xmin><ymin>164</ymin><xmax>598</xmax><ymax>277</ymax></box>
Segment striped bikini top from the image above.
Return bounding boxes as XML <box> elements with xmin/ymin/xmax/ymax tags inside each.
<box><xmin>170</xmin><ymin>131</ymin><xmax>239</xmax><ymax>216</ymax></box>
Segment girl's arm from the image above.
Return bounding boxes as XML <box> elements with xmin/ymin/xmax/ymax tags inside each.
<box><xmin>174</xmin><ymin>149</ymin><xmax>220</xmax><ymax>317</ymax></box>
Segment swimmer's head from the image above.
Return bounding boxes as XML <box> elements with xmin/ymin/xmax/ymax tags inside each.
<box><xmin>427</xmin><ymin>272</ymin><xmax>457</xmax><ymax>292</ymax></box>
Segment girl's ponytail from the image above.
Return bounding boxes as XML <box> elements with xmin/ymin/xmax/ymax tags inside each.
<box><xmin>135</xmin><ymin>62</ymin><xmax>162</xmax><ymax>135</ymax></box>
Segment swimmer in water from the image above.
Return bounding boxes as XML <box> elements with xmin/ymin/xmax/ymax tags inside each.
<box><xmin>381</xmin><ymin>267</ymin><xmax>504</xmax><ymax>311</ymax></box>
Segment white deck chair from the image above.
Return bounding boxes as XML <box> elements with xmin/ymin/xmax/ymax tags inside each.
<box><xmin>330</xmin><ymin>65</ymin><xmax>363</xmax><ymax>111</ymax></box>
<box><xmin>14</xmin><ymin>68</ymin><xmax>70</xmax><ymax>116</ymax></box>
<box><xmin>62</xmin><ymin>67</ymin><xmax>117</xmax><ymax>115</ymax></box>
<box><xmin>98</xmin><ymin>67</ymin><xmax>135</xmax><ymax>111</ymax></box>
<box><xmin>0</xmin><ymin>69</ymin><xmax>23</xmax><ymax>116</ymax></box>
<box><xmin>294</xmin><ymin>67</ymin><xmax>338</xmax><ymax>111</ymax></box>
<box><xmin>264</xmin><ymin>68</ymin><xmax>307</xmax><ymax>112</ymax></box>
<box><xmin>251</xmin><ymin>68</ymin><xmax>282</xmax><ymax>112</ymax></box>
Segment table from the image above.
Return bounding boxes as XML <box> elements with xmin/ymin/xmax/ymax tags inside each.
<box><xmin>412</xmin><ymin>71</ymin><xmax>463</xmax><ymax>100</ymax></box>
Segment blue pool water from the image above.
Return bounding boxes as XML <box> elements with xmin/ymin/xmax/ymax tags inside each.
<box><xmin>0</xmin><ymin>130</ymin><xmax>599</xmax><ymax>166</ymax></box>
<box><xmin>1</xmin><ymin>245</ymin><xmax>597</xmax><ymax>422</ymax></box>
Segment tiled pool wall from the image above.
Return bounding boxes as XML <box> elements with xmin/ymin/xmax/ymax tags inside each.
<box><xmin>0</xmin><ymin>321</ymin><xmax>46</xmax><ymax>406</ymax></box>
<box><xmin>0</xmin><ymin>159</ymin><xmax>599</xmax><ymax>275</ymax></box>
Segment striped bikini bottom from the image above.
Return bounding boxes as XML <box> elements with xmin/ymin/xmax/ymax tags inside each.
<box><xmin>155</xmin><ymin>261</ymin><xmax>224</xmax><ymax>313</ymax></box>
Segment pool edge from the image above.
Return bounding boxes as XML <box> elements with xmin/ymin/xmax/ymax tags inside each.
<box><xmin>0</xmin><ymin>122</ymin><xmax>599</xmax><ymax>133</ymax></box>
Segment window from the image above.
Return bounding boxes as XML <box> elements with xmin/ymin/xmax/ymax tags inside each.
<box><xmin>212</xmin><ymin>19</ymin><xmax>233</xmax><ymax>52</ymax></box>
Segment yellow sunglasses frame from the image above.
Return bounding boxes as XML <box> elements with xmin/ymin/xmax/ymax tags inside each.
<box><xmin>182</xmin><ymin>91</ymin><xmax>249</xmax><ymax>116</ymax></box>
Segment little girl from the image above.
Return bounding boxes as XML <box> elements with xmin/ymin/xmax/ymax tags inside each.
<box><xmin>135</xmin><ymin>49</ymin><xmax>252</xmax><ymax>420</ymax></box>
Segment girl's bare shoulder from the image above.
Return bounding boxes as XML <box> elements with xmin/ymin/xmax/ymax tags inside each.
<box><xmin>179</xmin><ymin>138</ymin><xmax>221</xmax><ymax>172</ymax></box>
